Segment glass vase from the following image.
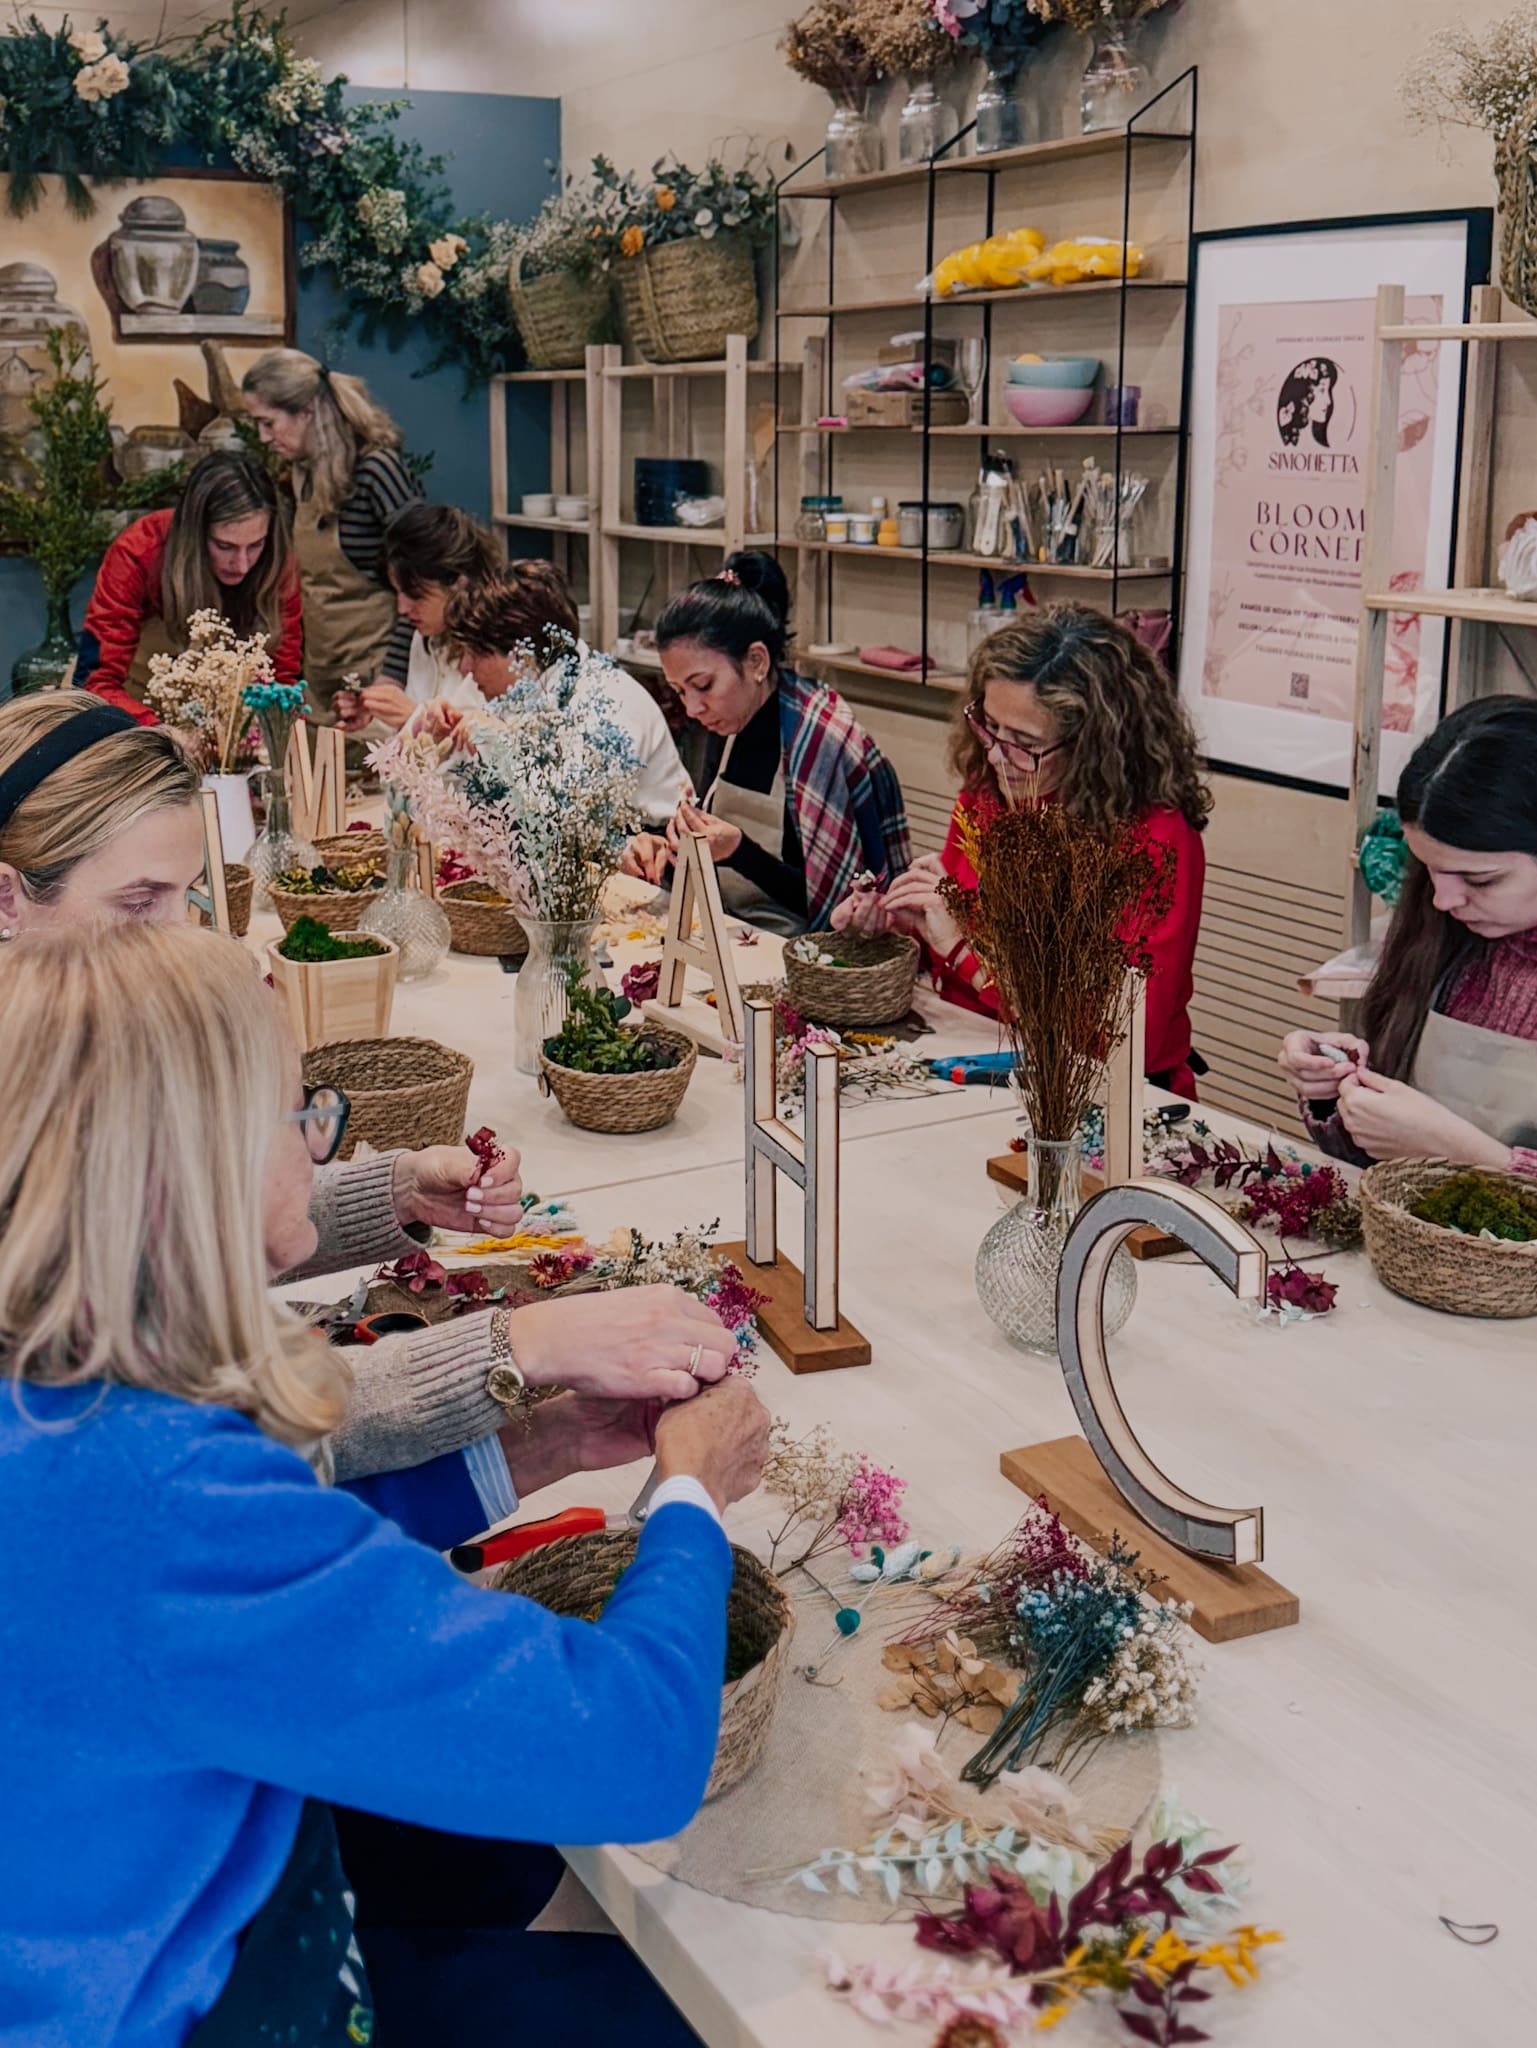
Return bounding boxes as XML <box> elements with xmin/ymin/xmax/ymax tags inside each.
<box><xmin>975</xmin><ymin>63</ymin><xmax>1024</xmax><ymax>155</ymax></box>
<box><xmin>10</xmin><ymin>590</ymin><xmax>77</xmax><ymax>696</ymax></box>
<box><xmin>898</xmin><ymin>79</ymin><xmax>951</xmax><ymax>165</ymax></box>
<box><xmin>1081</xmin><ymin>24</ymin><xmax>1150</xmax><ymax>134</ymax></box>
<box><xmin>359</xmin><ymin>841</ymin><xmax>451</xmax><ymax>982</ymax></box>
<box><xmin>975</xmin><ymin>1135</ymin><xmax>1136</xmax><ymax>1356</ymax></box>
<box><xmin>825</xmin><ymin>94</ymin><xmax>882</xmax><ymax>181</ymax></box>
<box><xmin>246</xmin><ymin>766</ymin><xmax>318</xmax><ymax>907</ymax></box>
<box><xmin>513</xmin><ymin>915</ymin><xmax>602</xmax><ymax>1076</ymax></box>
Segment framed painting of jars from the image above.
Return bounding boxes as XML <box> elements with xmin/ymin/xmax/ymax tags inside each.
<box><xmin>0</xmin><ymin>168</ymin><xmax>292</xmax><ymax>496</ymax></box>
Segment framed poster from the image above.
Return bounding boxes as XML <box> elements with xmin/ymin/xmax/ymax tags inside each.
<box><xmin>1178</xmin><ymin>210</ymin><xmax>1492</xmax><ymax>796</ymax></box>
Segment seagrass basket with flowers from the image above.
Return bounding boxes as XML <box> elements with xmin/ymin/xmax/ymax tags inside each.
<box><xmin>785</xmin><ymin>930</ymin><xmax>920</xmax><ymax>1028</ymax></box>
<box><xmin>1359</xmin><ymin>1158</ymin><xmax>1537</xmax><ymax>1317</ymax></box>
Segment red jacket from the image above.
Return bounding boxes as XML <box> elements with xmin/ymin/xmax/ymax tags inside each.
<box><xmin>932</xmin><ymin>787</ymin><xmax>1207</xmax><ymax>1097</ymax></box>
<box><xmin>77</xmin><ymin>509</ymin><xmax>303</xmax><ymax>724</ymax></box>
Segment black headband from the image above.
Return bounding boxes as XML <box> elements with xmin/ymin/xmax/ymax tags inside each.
<box><xmin>0</xmin><ymin>702</ymin><xmax>139</xmax><ymax>836</ymax></box>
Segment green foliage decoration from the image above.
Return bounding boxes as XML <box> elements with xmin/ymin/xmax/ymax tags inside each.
<box><xmin>1410</xmin><ymin>1169</ymin><xmax>1537</xmax><ymax>1243</ymax></box>
<box><xmin>542</xmin><ymin>965</ymin><xmax>681</xmax><ymax>1075</ymax></box>
<box><xmin>277</xmin><ymin>914</ymin><xmax>388</xmax><ymax>962</ymax></box>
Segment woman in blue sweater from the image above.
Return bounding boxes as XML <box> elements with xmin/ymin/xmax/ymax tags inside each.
<box><xmin>0</xmin><ymin>922</ymin><xmax>767</xmax><ymax>2048</ymax></box>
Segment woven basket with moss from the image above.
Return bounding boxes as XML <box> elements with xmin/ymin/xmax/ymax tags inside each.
<box><xmin>784</xmin><ymin>930</ymin><xmax>920</xmax><ymax>1029</ymax></box>
<box><xmin>492</xmin><ymin>1530</ymin><xmax>793</xmax><ymax>1799</ymax></box>
<box><xmin>1359</xmin><ymin>1158</ymin><xmax>1537</xmax><ymax>1318</ymax></box>
<box><xmin>270</xmin><ymin>859</ymin><xmax>385</xmax><ymax>934</ymax></box>
<box><xmin>538</xmin><ymin>971</ymin><xmax>696</xmax><ymax>1133</ymax></box>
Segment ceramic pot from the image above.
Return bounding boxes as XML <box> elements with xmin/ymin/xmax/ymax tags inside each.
<box><xmin>110</xmin><ymin>197</ymin><xmax>198</xmax><ymax>314</ymax></box>
<box><xmin>191</xmin><ymin>239</ymin><xmax>251</xmax><ymax>317</ymax></box>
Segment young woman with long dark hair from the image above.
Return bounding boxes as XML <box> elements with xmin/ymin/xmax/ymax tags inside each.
<box><xmin>1280</xmin><ymin>695</ymin><xmax>1537</xmax><ymax>1172</ymax></box>
<box><xmin>836</xmin><ymin>604</ymin><xmax>1210</xmax><ymax>1095</ymax></box>
<box><xmin>77</xmin><ymin>453</ymin><xmax>300</xmax><ymax>720</ymax></box>
<box><xmin>624</xmin><ymin>551</ymin><xmax>911</xmax><ymax>937</ymax></box>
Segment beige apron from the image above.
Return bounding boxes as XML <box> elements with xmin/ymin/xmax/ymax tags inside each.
<box><xmin>292</xmin><ymin>483</ymin><xmax>398</xmax><ymax>719</ymax></box>
<box><xmin>124</xmin><ymin>612</ymin><xmax>179</xmax><ymax>706</ymax></box>
<box><xmin>704</xmin><ymin>735</ymin><xmax>806</xmax><ymax>938</ymax></box>
<box><xmin>1412</xmin><ymin>1006</ymin><xmax>1537</xmax><ymax>1150</ymax></box>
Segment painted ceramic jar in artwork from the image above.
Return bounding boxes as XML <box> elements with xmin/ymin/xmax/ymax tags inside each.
<box><xmin>0</xmin><ymin>261</ymin><xmax>90</xmax><ymax>487</ymax></box>
<box><xmin>109</xmin><ymin>196</ymin><xmax>199</xmax><ymax>314</ymax></box>
<box><xmin>191</xmin><ymin>240</ymin><xmax>252</xmax><ymax>317</ymax></box>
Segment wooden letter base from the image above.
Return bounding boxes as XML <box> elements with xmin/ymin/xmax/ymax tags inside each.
<box><xmin>716</xmin><ymin>1241</ymin><xmax>870</xmax><ymax>1374</ymax></box>
<box><xmin>1000</xmin><ymin>1436</ymin><xmax>1299</xmax><ymax>1643</ymax></box>
<box><xmin>985</xmin><ymin>1155</ymin><xmax>1184</xmax><ymax>1261</ymax></box>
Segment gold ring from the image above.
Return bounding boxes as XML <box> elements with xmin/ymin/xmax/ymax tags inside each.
<box><xmin>687</xmin><ymin>1344</ymin><xmax>704</xmax><ymax>1378</ymax></box>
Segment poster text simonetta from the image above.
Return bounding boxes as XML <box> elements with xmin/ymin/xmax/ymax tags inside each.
<box><xmin>1201</xmin><ymin>295</ymin><xmax>1438</xmax><ymax>737</ymax></box>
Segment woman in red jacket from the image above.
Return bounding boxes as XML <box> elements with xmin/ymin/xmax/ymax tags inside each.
<box><xmin>834</xmin><ymin>606</ymin><xmax>1211</xmax><ymax>1096</ymax></box>
<box><xmin>77</xmin><ymin>453</ymin><xmax>302</xmax><ymax>722</ymax></box>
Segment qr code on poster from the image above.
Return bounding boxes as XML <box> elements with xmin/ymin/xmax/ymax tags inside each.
<box><xmin>1289</xmin><ymin>671</ymin><xmax>1310</xmax><ymax>700</ymax></box>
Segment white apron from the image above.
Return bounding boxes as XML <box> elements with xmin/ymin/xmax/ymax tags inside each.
<box><xmin>1411</xmin><ymin>1006</ymin><xmax>1537</xmax><ymax>1150</ymax></box>
<box><xmin>703</xmin><ymin>734</ymin><xmax>804</xmax><ymax>938</ymax></box>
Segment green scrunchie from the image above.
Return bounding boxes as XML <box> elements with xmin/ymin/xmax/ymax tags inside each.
<box><xmin>1358</xmin><ymin>807</ymin><xmax>1408</xmax><ymax>907</ymax></box>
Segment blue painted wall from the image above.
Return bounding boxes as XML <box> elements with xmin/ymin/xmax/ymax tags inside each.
<box><xmin>2</xmin><ymin>86</ymin><xmax>559</xmax><ymax>693</ymax></box>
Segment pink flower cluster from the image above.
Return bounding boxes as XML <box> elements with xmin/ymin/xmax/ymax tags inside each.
<box><xmin>836</xmin><ymin>1455</ymin><xmax>911</xmax><ymax>1557</ymax></box>
<box><xmin>1240</xmin><ymin>1159</ymin><xmax>1349</xmax><ymax>1239</ymax></box>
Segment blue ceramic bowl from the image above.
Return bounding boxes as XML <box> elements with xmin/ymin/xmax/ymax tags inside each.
<box><xmin>1006</xmin><ymin>355</ymin><xmax>1100</xmax><ymax>390</ymax></box>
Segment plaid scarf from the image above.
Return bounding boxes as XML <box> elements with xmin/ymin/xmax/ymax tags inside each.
<box><xmin>779</xmin><ymin>669</ymin><xmax>911</xmax><ymax>927</ymax></box>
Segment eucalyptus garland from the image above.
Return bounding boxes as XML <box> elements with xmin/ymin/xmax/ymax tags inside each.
<box><xmin>0</xmin><ymin>5</ymin><xmax>529</xmax><ymax>383</ymax></box>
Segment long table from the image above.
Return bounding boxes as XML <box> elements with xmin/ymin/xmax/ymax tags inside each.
<box><xmin>264</xmin><ymin>917</ymin><xmax>1533</xmax><ymax>2048</ymax></box>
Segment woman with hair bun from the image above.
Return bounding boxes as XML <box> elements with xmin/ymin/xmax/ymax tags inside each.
<box><xmin>624</xmin><ymin>550</ymin><xmax>910</xmax><ymax>936</ymax></box>
<box><xmin>242</xmin><ymin>348</ymin><xmax>423</xmax><ymax>713</ymax></box>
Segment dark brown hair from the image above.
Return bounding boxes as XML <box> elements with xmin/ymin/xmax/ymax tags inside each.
<box><xmin>951</xmin><ymin>605</ymin><xmax>1210</xmax><ymax>833</ymax></box>
<box><xmin>445</xmin><ymin>560</ymin><xmax>580</xmax><ymax>665</ymax></box>
<box><xmin>1362</xmin><ymin>695</ymin><xmax>1537</xmax><ymax>1079</ymax></box>
<box><xmin>383</xmin><ymin>502</ymin><xmax>501</xmax><ymax>599</ymax></box>
<box><xmin>161</xmin><ymin>454</ymin><xmax>291</xmax><ymax>649</ymax></box>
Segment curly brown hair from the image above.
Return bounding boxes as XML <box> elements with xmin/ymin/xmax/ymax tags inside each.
<box><xmin>950</xmin><ymin>606</ymin><xmax>1211</xmax><ymax>832</ymax></box>
<box><xmin>445</xmin><ymin>560</ymin><xmax>580</xmax><ymax>666</ymax></box>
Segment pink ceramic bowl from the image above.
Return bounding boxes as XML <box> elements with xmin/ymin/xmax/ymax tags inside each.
<box><xmin>1003</xmin><ymin>385</ymin><xmax>1096</xmax><ymax>428</ymax></box>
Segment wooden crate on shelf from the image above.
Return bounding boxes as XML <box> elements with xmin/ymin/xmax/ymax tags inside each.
<box><xmin>846</xmin><ymin>387</ymin><xmax>969</xmax><ymax>427</ymax></box>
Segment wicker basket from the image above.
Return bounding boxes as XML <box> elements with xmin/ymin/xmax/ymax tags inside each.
<box><xmin>615</xmin><ymin>234</ymin><xmax>759</xmax><ymax>364</ymax></box>
<box><xmin>785</xmin><ymin>931</ymin><xmax>921</xmax><ymax>1029</ymax></box>
<box><xmin>224</xmin><ymin>863</ymin><xmax>253</xmax><ymax>940</ymax></box>
<box><xmin>301</xmin><ymin>1035</ymin><xmax>473</xmax><ymax>1158</ymax></box>
<box><xmin>315</xmin><ymin>829</ymin><xmax>388</xmax><ymax>870</ymax></box>
<box><xmin>270</xmin><ymin>875</ymin><xmax>384</xmax><ymax>934</ymax></box>
<box><xmin>492</xmin><ymin>1530</ymin><xmax>793</xmax><ymax>1799</ymax></box>
<box><xmin>540</xmin><ymin>1027</ymin><xmax>697</xmax><ymax>1133</ymax></box>
<box><xmin>1359</xmin><ymin>1158</ymin><xmax>1537</xmax><ymax>1318</ymax></box>
<box><xmin>1497</xmin><ymin>101</ymin><xmax>1537</xmax><ymax>319</ymax></box>
<box><xmin>508</xmin><ymin>256</ymin><xmax>611</xmax><ymax>370</ymax></box>
<box><xmin>440</xmin><ymin>880</ymin><xmax>529</xmax><ymax>959</ymax></box>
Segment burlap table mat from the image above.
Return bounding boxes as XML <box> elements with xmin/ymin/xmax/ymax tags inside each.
<box><xmin>628</xmin><ymin>1575</ymin><xmax>1162</xmax><ymax>1924</ymax></box>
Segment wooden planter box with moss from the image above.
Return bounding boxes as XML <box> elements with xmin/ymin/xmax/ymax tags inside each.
<box><xmin>268</xmin><ymin>916</ymin><xmax>398</xmax><ymax>1051</ymax></box>
<box><xmin>538</xmin><ymin>973</ymin><xmax>696</xmax><ymax>1133</ymax></box>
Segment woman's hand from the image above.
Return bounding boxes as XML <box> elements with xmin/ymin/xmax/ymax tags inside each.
<box><xmin>1336</xmin><ymin>1070</ymin><xmax>1511</xmax><ymax>1169</ymax></box>
<box><xmin>499</xmin><ymin>1392</ymin><xmax>664</xmax><ymax>1498</ymax></box>
<box><xmin>653</xmin><ymin>1378</ymin><xmax>770</xmax><ymax>1513</ymax></box>
<box><xmin>333</xmin><ymin>687</ymin><xmax>363</xmax><ymax>729</ymax></box>
<box><xmin>355</xmin><ymin>681</ymin><xmax>416</xmax><ymax>731</ymax></box>
<box><xmin>667</xmin><ymin>799</ymin><xmax>742</xmax><ymax>866</ymax></box>
<box><xmin>392</xmin><ymin>1143</ymin><xmax>525</xmax><ymax>1235</ymax></box>
<box><xmin>621</xmin><ymin>832</ymin><xmax>673</xmax><ymax>885</ymax></box>
<box><xmin>1278</xmin><ymin>1031</ymin><xmax>1370</xmax><ymax>1098</ymax></box>
<box><xmin>506</xmin><ymin>1284</ymin><xmax>732</xmax><ymax>1402</ymax></box>
<box><xmin>879</xmin><ymin>855</ymin><xmax>962</xmax><ymax>958</ymax></box>
<box><xmin>830</xmin><ymin>886</ymin><xmax>892</xmax><ymax>937</ymax></box>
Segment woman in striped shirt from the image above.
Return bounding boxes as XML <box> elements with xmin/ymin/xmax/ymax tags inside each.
<box><xmin>243</xmin><ymin>350</ymin><xmax>422</xmax><ymax>715</ymax></box>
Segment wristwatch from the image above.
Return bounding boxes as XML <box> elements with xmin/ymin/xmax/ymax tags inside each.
<box><xmin>485</xmin><ymin>1307</ymin><xmax>533</xmax><ymax>1420</ymax></box>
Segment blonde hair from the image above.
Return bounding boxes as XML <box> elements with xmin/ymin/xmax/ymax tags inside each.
<box><xmin>0</xmin><ymin>924</ymin><xmax>349</xmax><ymax>1449</ymax></box>
<box><xmin>0</xmin><ymin>696</ymin><xmax>200</xmax><ymax>900</ymax></box>
<box><xmin>161</xmin><ymin>451</ymin><xmax>292</xmax><ymax>648</ymax></box>
<box><xmin>241</xmin><ymin>348</ymin><xmax>402</xmax><ymax>520</ymax></box>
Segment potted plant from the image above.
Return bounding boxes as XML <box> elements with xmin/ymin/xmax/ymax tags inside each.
<box><xmin>783</xmin><ymin>2</ymin><xmax>887</xmax><ymax>178</ymax></box>
<box><xmin>0</xmin><ymin>329</ymin><xmax>182</xmax><ymax>694</ymax></box>
<box><xmin>538</xmin><ymin>965</ymin><xmax>698</xmax><ymax>1134</ymax></box>
<box><xmin>506</xmin><ymin>158</ymin><xmax>631</xmax><ymax>369</ymax></box>
<box><xmin>599</xmin><ymin>147</ymin><xmax>785</xmax><ymax>363</ymax></box>
<box><xmin>266</xmin><ymin>915</ymin><xmax>398</xmax><ymax>1051</ymax></box>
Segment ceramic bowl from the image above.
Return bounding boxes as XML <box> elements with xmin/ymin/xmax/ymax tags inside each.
<box><xmin>1006</xmin><ymin>354</ymin><xmax>1100</xmax><ymax>389</ymax></box>
<box><xmin>1004</xmin><ymin>384</ymin><xmax>1096</xmax><ymax>428</ymax></box>
<box><xmin>521</xmin><ymin>492</ymin><xmax>556</xmax><ymax>518</ymax></box>
<box><xmin>555</xmin><ymin>495</ymin><xmax>590</xmax><ymax>523</ymax></box>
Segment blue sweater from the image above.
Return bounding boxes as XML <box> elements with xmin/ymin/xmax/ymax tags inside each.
<box><xmin>0</xmin><ymin>1382</ymin><xmax>731</xmax><ymax>2048</ymax></box>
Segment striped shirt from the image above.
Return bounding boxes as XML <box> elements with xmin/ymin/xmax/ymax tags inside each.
<box><xmin>336</xmin><ymin>448</ymin><xmax>421</xmax><ymax>680</ymax></box>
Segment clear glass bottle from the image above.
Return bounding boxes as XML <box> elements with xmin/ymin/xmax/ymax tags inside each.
<box><xmin>1081</xmin><ymin>25</ymin><xmax>1150</xmax><ymax>134</ymax></box>
<box><xmin>513</xmin><ymin>916</ymin><xmax>603</xmax><ymax>1076</ymax></box>
<box><xmin>975</xmin><ymin>1134</ymin><xmax>1136</xmax><ymax>1355</ymax></box>
<box><xmin>975</xmin><ymin>63</ymin><xmax>1023</xmax><ymax>155</ymax></box>
<box><xmin>246</xmin><ymin>766</ymin><xmax>318</xmax><ymax>906</ymax></box>
<box><xmin>359</xmin><ymin>838</ymin><xmax>452</xmax><ymax>982</ymax></box>
<box><xmin>898</xmin><ymin>79</ymin><xmax>952</xmax><ymax>165</ymax></box>
<box><xmin>825</xmin><ymin>96</ymin><xmax>882</xmax><ymax>181</ymax></box>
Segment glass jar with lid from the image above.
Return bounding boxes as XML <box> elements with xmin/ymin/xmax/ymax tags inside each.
<box><xmin>796</xmin><ymin>494</ymin><xmax>844</xmax><ymax>543</ymax></box>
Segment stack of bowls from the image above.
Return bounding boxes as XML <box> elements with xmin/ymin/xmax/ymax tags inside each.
<box><xmin>1003</xmin><ymin>355</ymin><xmax>1100</xmax><ymax>428</ymax></box>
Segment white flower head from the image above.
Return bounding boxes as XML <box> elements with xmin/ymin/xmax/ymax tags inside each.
<box><xmin>74</xmin><ymin>54</ymin><xmax>131</xmax><ymax>103</ymax></box>
<box><xmin>694</xmin><ymin>207</ymin><xmax>718</xmax><ymax>239</ymax></box>
<box><xmin>414</xmin><ymin>261</ymin><xmax>445</xmax><ymax>299</ymax></box>
<box><xmin>69</xmin><ymin>28</ymin><xmax>108</xmax><ymax>63</ymax></box>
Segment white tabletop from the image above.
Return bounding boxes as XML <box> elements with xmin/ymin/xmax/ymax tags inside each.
<box><xmin>269</xmin><ymin>915</ymin><xmax>1533</xmax><ymax>2048</ymax></box>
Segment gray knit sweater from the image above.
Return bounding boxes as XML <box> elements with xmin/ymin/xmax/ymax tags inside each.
<box><xmin>284</xmin><ymin>1152</ymin><xmax>504</xmax><ymax>1484</ymax></box>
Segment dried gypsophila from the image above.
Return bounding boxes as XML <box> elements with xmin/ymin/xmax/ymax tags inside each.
<box><xmin>853</xmin><ymin>0</ymin><xmax>964</xmax><ymax>78</ymax></box>
<box><xmin>1400</xmin><ymin>5</ymin><xmax>1537</xmax><ymax>138</ymax></box>
<box><xmin>144</xmin><ymin>609</ymin><xmax>271</xmax><ymax>774</ymax></box>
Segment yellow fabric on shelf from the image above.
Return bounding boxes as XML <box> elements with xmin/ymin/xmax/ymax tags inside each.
<box><xmin>1022</xmin><ymin>237</ymin><xmax>1145</xmax><ymax>287</ymax></box>
<box><xmin>932</xmin><ymin>226</ymin><xmax>1046</xmax><ymax>297</ymax></box>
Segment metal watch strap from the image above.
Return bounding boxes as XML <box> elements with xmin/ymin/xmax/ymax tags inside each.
<box><xmin>485</xmin><ymin>1308</ymin><xmax>529</xmax><ymax>1413</ymax></box>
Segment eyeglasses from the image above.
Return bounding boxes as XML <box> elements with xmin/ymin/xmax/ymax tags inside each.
<box><xmin>964</xmin><ymin>704</ymin><xmax>1067</xmax><ymax>773</ymax></box>
<box><xmin>287</xmin><ymin>1084</ymin><xmax>350</xmax><ymax>1165</ymax></box>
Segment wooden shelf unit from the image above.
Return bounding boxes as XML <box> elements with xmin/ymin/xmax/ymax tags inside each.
<box><xmin>788</xmin><ymin>126</ymin><xmax>1193</xmax><ymax>202</ymax></box>
<box><xmin>488</xmin><ymin>345</ymin><xmax>612</xmax><ymax>622</ymax></box>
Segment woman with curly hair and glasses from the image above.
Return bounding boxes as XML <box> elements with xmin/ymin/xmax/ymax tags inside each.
<box><xmin>834</xmin><ymin>605</ymin><xmax>1211</xmax><ymax>1096</ymax></box>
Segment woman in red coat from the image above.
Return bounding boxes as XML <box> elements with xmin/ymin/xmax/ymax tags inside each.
<box><xmin>834</xmin><ymin>605</ymin><xmax>1210</xmax><ymax>1097</ymax></box>
<box><xmin>77</xmin><ymin>453</ymin><xmax>303</xmax><ymax>722</ymax></box>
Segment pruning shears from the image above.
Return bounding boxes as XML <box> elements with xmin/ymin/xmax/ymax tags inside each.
<box><xmin>449</xmin><ymin>1465</ymin><xmax>663</xmax><ymax>1575</ymax></box>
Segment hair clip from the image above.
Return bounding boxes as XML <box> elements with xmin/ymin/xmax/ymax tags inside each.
<box><xmin>717</xmin><ymin>568</ymin><xmax>741</xmax><ymax>587</ymax></box>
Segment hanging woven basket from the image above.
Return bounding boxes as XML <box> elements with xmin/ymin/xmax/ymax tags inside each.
<box><xmin>615</xmin><ymin>233</ymin><xmax>760</xmax><ymax>364</ymax></box>
<box><xmin>507</xmin><ymin>255</ymin><xmax>611</xmax><ymax>370</ymax></box>
<box><xmin>1496</xmin><ymin>101</ymin><xmax>1537</xmax><ymax>318</ymax></box>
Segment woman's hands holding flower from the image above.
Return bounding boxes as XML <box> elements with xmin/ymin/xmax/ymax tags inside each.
<box><xmin>392</xmin><ymin>1143</ymin><xmax>525</xmax><ymax>1236</ymax></box>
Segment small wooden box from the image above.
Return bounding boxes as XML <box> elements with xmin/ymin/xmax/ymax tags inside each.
<box><xmin>267</xmin><ymin>938</ymin><xmax>398</xmax><ymax>1051</ymax></box>
<box><xmin>846</xmin><ymin>387</ymin><xmax>970</xmax><ymax>427</ymax></box>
